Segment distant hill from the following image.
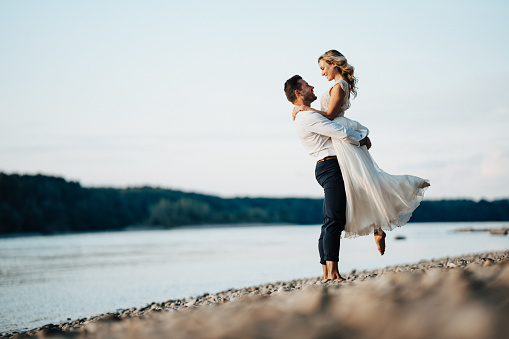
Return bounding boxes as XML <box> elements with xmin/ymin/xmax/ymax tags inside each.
<box><xmin>0</xmin><ymin>173</ymin><xmax>508</xmax><ymax>235</ymax></box>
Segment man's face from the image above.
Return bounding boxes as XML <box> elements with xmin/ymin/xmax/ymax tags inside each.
<box><xmin>297</xmin><ymin>79</ymin><xmax>317</xmax><ymax>103</ymax></box>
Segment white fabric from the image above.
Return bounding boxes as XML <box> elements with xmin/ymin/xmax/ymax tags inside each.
<box><xmin>322</xmin><ymin>81</ymin><xmax>429</xmax><ymax>238</ymax></box>
<box><xmin>293</xmin><ymin>110</ymin><xmax>366</xmax><ymax>160</ymax></box>
<box><xmin>320</xmin><ymin>79</ymin><xmax>350</xmax><ymax>114</ymax></box>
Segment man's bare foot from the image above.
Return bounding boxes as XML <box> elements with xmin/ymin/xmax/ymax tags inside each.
<box><xmin>374</xmin><ymin>230</ymin><xmax>386</xmax><ymax>255</ymax></box>
<box><xmin>325</xmin><ymin>261</ymin><xmax>345</xmax><ymax>281</ymax></box>
<box><xmin>332</xmin><ymin>275</ymin><xmax>346</xmax><ymax>282</ymax></box>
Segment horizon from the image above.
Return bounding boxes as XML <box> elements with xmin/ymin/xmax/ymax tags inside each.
<box><xmin>1</xmin><ymin>1</ymin><xmax>508</xmax><ymax>201</ymax></box>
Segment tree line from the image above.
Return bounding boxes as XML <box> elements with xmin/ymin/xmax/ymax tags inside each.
<box><xmin>1</xmin><ymin>173</ymin><xmax>508</xmax><ymax>235</ymax></box>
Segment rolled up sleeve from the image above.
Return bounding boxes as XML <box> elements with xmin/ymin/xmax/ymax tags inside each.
<box><xmin>305</xmin><ymin>113</ymin><xmax>365</xmax><ymax>146</ymax></box>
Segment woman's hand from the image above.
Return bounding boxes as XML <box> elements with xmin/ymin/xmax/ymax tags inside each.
<box><xmin>359</xmin><ymin>136</ymin><xmax>372</xmax><ymax>149</ymax></box>
<box><xmin>292</xmin><ymin>105</ymin><xmax>309</xmax><ymax>120</ymax></box>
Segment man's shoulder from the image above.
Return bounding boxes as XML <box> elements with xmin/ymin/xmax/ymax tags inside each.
<box><xmin>295</xmin><ymin>110</ymin><xmax>327</xmax><ymax>124</ymax></box>
<box><xmin>294</xmin><ymin>110</ymin><xmax>318</xmax><ymax>120</ymax></box>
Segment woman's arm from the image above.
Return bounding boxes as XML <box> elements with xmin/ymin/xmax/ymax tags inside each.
<box><xmin>292</xmin><ymin>83</ymin><xmax>346</xmax><ymax>120</ymax></box>
<box><xmin>324</xmin><ymin>83</ymin><xmax>346</xmax><ymax>119</ymax></box>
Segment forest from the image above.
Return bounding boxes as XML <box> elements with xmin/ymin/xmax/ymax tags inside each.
<box><xmin>1</xmin><ymin>172</ymin><xmax>508</xmax><ymax>235</ymax></box>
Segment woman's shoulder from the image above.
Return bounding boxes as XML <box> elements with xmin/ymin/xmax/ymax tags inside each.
<box><xmin>335</xmin><ymin>79</ymin><xmax>349</xmax><ymax>90</ymax></box>
<box><xmin>329</xmin><ymin>79</ymin><xmax>348</xmax><ymax>92</ymax></box>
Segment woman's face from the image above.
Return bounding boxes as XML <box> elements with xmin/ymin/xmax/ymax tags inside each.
<box><xmin>319</xmin><ymin>59</ymin><xmax>338</xmax><ymax>81</ymax></box>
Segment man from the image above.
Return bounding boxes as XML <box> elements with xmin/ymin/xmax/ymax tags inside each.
<box><xmin>284</xmin><ymin>75</ymin><xmax>371</xmax><ymax>281</ymax></box>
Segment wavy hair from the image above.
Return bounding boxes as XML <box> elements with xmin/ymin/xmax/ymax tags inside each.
<box><xmin>318</xmin><ymin>50</ymin><xmax>358</xmax><ymax>98</ymax></box>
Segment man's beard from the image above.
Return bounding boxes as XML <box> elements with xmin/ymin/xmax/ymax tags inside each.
<box><xmin>305</xmin><ymin>93</ymin><xmax>317</xmax><ymax>102</ymax></box>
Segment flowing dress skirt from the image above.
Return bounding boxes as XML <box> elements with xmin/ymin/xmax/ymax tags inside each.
<box><xmin>332</xmin><ymin>116</ymin><xmax>429</xmax><ymax>238</ymax></box>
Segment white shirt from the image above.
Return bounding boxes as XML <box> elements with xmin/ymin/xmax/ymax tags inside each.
<box><xmin>293</xmin><ymin>110</ymin><xmax>365</xmax><ymax>160</ymax></box>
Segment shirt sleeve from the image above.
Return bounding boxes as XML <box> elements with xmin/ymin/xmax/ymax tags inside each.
<box><xmin>304</xmin><ymin>112</ymin><xmax>366</xmax><ymax>145</ymax></box>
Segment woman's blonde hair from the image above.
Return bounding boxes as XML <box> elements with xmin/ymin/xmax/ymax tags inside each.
<box><xmin>318</xmin><ymin>50</ymin><xmax>358</xmax><ymax>98</ymax></box>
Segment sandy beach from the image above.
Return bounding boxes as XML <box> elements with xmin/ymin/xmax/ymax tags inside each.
<box><xmin>2</xmin><ymin>250</ymin><xmax>508</xmax><ymax>339</ymax></box>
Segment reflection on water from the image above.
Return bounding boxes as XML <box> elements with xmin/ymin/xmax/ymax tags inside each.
<box><xmin>1</xmin><ymin>222</ymin><xmax>508</xmax><ymax>333</ymax></box>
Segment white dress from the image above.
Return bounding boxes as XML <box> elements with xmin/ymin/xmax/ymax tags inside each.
<box><xmin>321</xmin><ymin>79</ymin><xmax>429</xmax><ymax>238</ymax></box>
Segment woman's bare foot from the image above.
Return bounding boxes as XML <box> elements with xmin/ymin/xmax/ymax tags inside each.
<box><xmin>374</xmin><ymin>230</ymin><xmax>386</xmax><ymax>255</ymax></box>
<box><xmin>420</xmin><ymin>181</ymin><xmax>430</xmax><ymax>188</ymax></box>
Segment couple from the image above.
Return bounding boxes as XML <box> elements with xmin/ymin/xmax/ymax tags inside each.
<box><xmin>284</xmin><ymin>50</ymin><xmax>429</xmax><ymax>281</ymax></box>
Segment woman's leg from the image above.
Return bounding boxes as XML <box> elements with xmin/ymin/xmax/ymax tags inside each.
<box><xmin>374</xmin><ymin>229</ymin><xmax>386</xmax><ymax>255</ymax></box>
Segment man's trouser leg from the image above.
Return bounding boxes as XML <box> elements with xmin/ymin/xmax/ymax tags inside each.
<box><xmin>315</xmin><ymin>160</ymin><xmax>347</xmax><ymax>265</ymax></box>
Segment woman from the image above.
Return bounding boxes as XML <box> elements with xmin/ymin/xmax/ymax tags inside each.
<box><xmin>294</xmin><ymin>50</ymin><xmax>429</xmax><ymax>255</ymax></box>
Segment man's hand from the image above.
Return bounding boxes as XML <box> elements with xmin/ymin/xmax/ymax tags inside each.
<box><xmin>359</xmin><ymin>136</ymin><xmax>372</xmax><ymax>149</ymax></box>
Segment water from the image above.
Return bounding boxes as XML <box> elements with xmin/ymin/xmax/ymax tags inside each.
<box><xmin>1</xmin><ymin>222</ymin><xmax>508</xmax><ymax>333</ymax></box>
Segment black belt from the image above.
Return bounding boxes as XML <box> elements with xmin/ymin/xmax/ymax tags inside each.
<box><xmin>317</xmin><ymin>156</ymin><xmax>337</xmax><ymax>163</ymax></box>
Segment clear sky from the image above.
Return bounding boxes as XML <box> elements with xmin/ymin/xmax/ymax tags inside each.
<box><xmin>1</xmin><ymin>1</ymin><xmax>508</xmax><ymax>200</ymax></box>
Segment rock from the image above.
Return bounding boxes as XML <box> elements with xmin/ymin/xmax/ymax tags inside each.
<box><xmin>483</xmin><ymin>258</ymin><xmax>496</xmax><ymax>267</ymax></box>
<box><xmin>184</xmin><ymin>299</ymin><xmax>196</xmax><ymax>307</ymax></box>
<box><xmin>98</xmin><ymin>313</ymin><xmax>121</xmax><ymax>322</ymax></box>
<box><xmin>489</xmin><ymin>229</ymin><xmax>508</xmax><ymax>235</ymax></box>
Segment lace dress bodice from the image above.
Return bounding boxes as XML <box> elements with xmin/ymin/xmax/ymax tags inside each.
<box><xmin>320</xmin><ymin>79</ymin><xmax>368</xmax><ymax>135</ymax></box>
<box><xmin>320</xmin><ymin>79</ymin><xmax>350</xmax><ymax>117</ymax></box>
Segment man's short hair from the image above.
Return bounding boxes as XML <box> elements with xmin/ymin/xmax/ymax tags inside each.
<box><xmin>284</xmin><ymin>75</ymin><xmax>303</xmax><ymax>103</ymax></box>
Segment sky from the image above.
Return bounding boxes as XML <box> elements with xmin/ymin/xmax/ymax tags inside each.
<box><xmin>1</xmin><ymin>0</ymin><xmax>508</xmax><ymax>200</ymax></box>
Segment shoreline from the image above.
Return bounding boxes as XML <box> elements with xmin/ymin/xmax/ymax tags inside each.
<box><xmin>3</xmin><ymin>249</ymin><xmax>508</xmax><ymax>339</ymax></box>
<box><xmin>2</xmin><ymin>221</ymin><xmax>508</xmax><ymax>239</ymax></box>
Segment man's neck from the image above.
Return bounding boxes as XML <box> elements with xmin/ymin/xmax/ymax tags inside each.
<box><xmin>295</xmin><ymin>100</ymin><xmax>312</xmax><ymax>107</ymax></box>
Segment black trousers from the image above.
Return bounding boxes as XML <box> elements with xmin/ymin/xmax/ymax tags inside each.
<box><xmin>315</xmin><ymin>159</ymin><xmax>347</xmax><ymax>265</ymax></box>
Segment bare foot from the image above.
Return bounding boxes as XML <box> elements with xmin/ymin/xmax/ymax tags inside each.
<box><xmin>325</xmin><ymin>261</ymin><xmax>345</xmax><ymax>281</ymax></box>
<box><xmin>374</xmin><ymin>230</ymin><xmax>386</xmax><ymax>255</ymax></box>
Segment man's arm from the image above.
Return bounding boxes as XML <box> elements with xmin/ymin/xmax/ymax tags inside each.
<box><xmin>304</xmin><ymin>112</ymin><xmax>367</xmax><ymax>145</ymax></box>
